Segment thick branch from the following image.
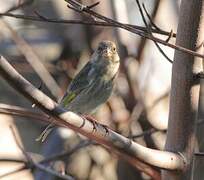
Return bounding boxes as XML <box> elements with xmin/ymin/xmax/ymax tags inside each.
<box><xmin>0</xmin><ymin>56</ymin><xmax>186</xmax><ymax>178</ymax></box>
<box><xmin>162</xmin><ymin>0</ymin><xmax>204</xmax><ymax>179</ymax></box>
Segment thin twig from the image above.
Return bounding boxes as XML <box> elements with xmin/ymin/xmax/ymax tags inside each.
<box><xmin>6</xmin><ymin>0</ymin><xmax>33</xmax><ymax>13</ymax></box>
<box><xmin>40</xmin><ymin>140</ymin><xmax>95</xmax><ymax>164</ymax></box>
<box><xmin>165</xmin><ymin>29</ymin><xmax>174</xmax><ymax>43</ymax></box>
<box><xmin>66</xmin><ymin>0</ymin><xmax>203</xmax><ymax>59</ymax></box>
<box><xmin>141</xmin><ymin>2</ymin><xmax>174</xmax><ymax>62</ymax></box>
<box><xmin>10</xmin><ymin>126</ymin><xmax>32</xmax><ymax>162</ymax></box>
<box><xmin>87</xmin><ymin>1</ymin><xmax>100</xmax><ymax>9</ymax></box>
<box><xmin>0</xmin><ymin>140</ymin><xmax>93</xmax><ymax>179</ymax></box>
<box><xmin>194</xmin><ymin>152</ymin><xmax>204</xmax><ymax>156</ymax></box>
<box><xmin>129</xmin><ymin>128</ymin><xmax>159</xmax><ymax>139</ymax></box>
<box><xmin>0</xmin><ymin>158</ymin><xmax>27</xmax><ymax>163</ymax></box>
<box><xmin>0</xmin><ymin>103</ymin><xmax>49</xmax><ymax>122</ymax></box>
<box><xmin>141</xmin><ymin>3</ymin><xmax>162</xmax><ymax>32</ymax></box>
<box><xmin>136</xmin><ymin>0</ymin><xmax>173</xmax><ymax>63</ymax></box>
<box><xmin>154</xmin><ymin>41</ymin><xmax>173</xmax><ymax>63</ymax></box>
<box><xmin>0</xmin><ymin>12</ymin><xmax>174</xmax><ymax>37</ymax></box>
<box><xmin>0</xmin><ymin>165</ymin><xmax>27</xmax><ymax>179</ymax></box>
<box><xmin>33</xmin><ymin>162</ymin><xmax>74</xmax><ymax>180</ymax></box>
<box><xmin>8</xmin><ymin>125</ymin><xmax>74</xmax><ymax>180</ymax></box>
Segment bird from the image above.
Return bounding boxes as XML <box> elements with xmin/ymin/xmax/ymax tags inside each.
<box><xmin>36</xmin><ymin>40</ymin><xmax>120</xmax><ymax>141</ymax></box>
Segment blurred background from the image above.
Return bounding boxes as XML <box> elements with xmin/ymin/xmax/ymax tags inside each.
<box><xmin>0</xmin><ymin>0</ymin><xmax>179</xmax><ymax>179</ymax></box>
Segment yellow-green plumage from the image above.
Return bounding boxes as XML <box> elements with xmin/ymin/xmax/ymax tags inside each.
<box><xmin>61</xmin><ymin>92</ymin><xmax>76</xmax><ymax>107</ymax></box>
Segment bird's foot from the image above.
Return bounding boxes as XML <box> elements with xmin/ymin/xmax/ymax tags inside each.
<box><xmin>101</xmin><ymin>124</ymin><xmax>109</xmax><ymax>136</ymax></box>
<box><xmin>82</xmin><ymin>115</ymin><xmax>98</xmax><ymax>132</ymax></box>
<box><xmin>82</xmin><ymin>115</ymin><xmax>109</xmax><ymax>135</ymax></box>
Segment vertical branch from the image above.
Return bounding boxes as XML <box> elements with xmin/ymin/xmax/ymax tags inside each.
<box><xmin>162</xmin><ymin>0</ymin><xmax>204</xmax><ymax>179</ymax></box>
<box><xmin>193</xmin><ymin>73</ymin><xmax>204</xmax><ymax>179</ymax></box>
<box><xmin>191</xmin><ymin>2</ymin><xmax>204</xmax><ymax>177</ymax></box>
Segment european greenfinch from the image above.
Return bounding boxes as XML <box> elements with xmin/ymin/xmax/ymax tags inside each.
<box><xmin>37</xmin><ymin>40</ymin><xmax>120</xmax><ymax>141</ymax></box>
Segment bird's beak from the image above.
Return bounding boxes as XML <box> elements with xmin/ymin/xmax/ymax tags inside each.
<box><xmin>103</xmin><ymin>48</ymin><xmax>112</xmax><ymax>57</ymax></box>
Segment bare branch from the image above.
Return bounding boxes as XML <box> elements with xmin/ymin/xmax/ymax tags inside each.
<box><xmin>40</xmin><ymin>140</ymin><xmax>95</xmax><ymax>164</ymax></box>
<box><xmin>5</xmin><ymin>0</ymin><xmax>33</xmax><ymax>13</ymax></box>
<box><xmin>0</xmin><ymin>103</ymin><xmax>159</xmax><ymax>143</ymax></box>
<box><xmin>162</xmin><ymin>0</ymin><xmax>203</xmax><ymax>178</ymax></box>
<box><xmin>194</xmin><ymin>152</ymin><xmax>204</xmax><ymax>156</ymax></box>
<box><xmin>0</xmin><ymin>56</ymin><xmax>186</xmax><ymax>179</ymax></box>
<box><xmin>33</xmin><ymin>162</ymin><xmax>74</xmax><ymax>180</ymax></box>
<box><xmin>66</xmin><ymin>0</ymin><xmax>204</xmax><ymax>59</ymax></box>
<box><xmin>10</xmin><ymin>126</ymin><xmax>32</xmax><ymax>162</ymax></box>
<box><xmin>1</xmin><ymin>20</ymin><xmax>62</xmax><ymax>100</ymax></box>
<box><xmin>9</xmin><ymin>125</ymin><xmax>74</xmax><ymax>180</ymax></box>
<box><xmin>165</xmin><ymin>29</ymin><xmax>174</xmax><ymax>43</ymax></box>
<box><xmin>129</xmin><ymin>128</ymin><xmax>159</xmax><ymax>139</ymax></box>
<box><xmin>136</xmin><ymin>0</ymin><xmax>173</xmax><ymax>63</ymax></box>
<box><xmin>141</xmin><ymin>2</ymin><xmax>162</xmax><ymax>32</ymax></box>
<box><xmin>0</xmin><ymin>103</ymin><xmax>48</xmax><ymax>122</ymax></box>
<box><xmin>0</xmin><ymin>166</ymin><xmax>27</xmax><ymax>179</ymax></box>
<box><xmin>86</xmin><ymin>1</ymin><xmax>100</xmax><ymax>9</ymax></box>
<box><xmin>0</xmin><ymin>12</ymin><xmax>174</xmax><ymax>37</ymax></box>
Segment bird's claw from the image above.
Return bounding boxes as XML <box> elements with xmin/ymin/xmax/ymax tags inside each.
<box><xmin>101</xmin><ymin>124</ymin><xmax>109</xmax><ymax>135</ymax></box>
<box><xmin>82</xmin><ymin>115</ymin><xmax>98</xmax><ymax>132</ymax></box>
<box><xmin>82</xmin><ymin>115</ymin><xmax>109</xmax><ymax>135</ymax></box>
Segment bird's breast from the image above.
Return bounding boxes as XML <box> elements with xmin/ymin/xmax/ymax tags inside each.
<box><xmin>103</xmin><ymin>62</ymin><xmax>120</xmax><ymax>81</ymax></box>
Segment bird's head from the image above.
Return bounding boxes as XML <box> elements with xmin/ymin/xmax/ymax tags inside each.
<box><xmin>92</xmin><ymin>40</ymin><xmax>120</xmax><ymax>65</ymax></box>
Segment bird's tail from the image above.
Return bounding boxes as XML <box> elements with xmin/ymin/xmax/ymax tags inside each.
<box><xmin>36</xmin><ymin>122</ymin><xmax>55</xmax><ymax>142</ymax></box>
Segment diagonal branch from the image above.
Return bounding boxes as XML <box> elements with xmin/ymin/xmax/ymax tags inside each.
<box><xmin>0</xmin><ymin>165</ymin><xmax>27</xmax><ymax>179</ymax></box>
<box><xmin>0</xmin><ymin>56</ymin><xmax>187</xmax><ymax>180</ymax></box>
<box><xmin>9</xmin><ymin>125</ymin><xmax>74</xmax><ymax>180</ymax></box>
<box><xmin>0</xmin><ymin>12</ymin><xmax>175</xmax><ymax>37</ymax></box>
<box><xmin>5</xmin><ymin>0</ymin><xmax>33</xmax><ymax>13</ymax></box>
<box><xmin>136</xmin><ymin>1</ymin><xmax>173</xmax><ymax>63</ymax></box>
<box><xmin>65</xmin><ymin>0</ymin><xmax>204</xmax><ymax>59</ymax></box>
<box><xmin>1</xmin><ymin>20</ymin><xmax>62</xmax><ymax>100</ymax></box>
<box><xmin>0</xmin><ymin>103</ymin><xmax>48</xmax><ymax>122</ymax></box>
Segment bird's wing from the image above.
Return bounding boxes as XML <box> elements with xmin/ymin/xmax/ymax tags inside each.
<box><xmin>61</xmin><ymin>61</ymin><xmax>95</xmax><ymax>107</ymax></box>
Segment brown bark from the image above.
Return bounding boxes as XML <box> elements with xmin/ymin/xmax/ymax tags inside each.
<box><xmin>192</xmin><ymin>14</ymin><xmax>204</xmax><ymax>180</ymax></box>
<box><xmin>162</xmin><ymin>0</ymin><xmax>204</xmax><ymax>179</ymax></box>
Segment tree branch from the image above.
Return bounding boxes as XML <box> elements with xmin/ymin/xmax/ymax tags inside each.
<box><xmin>0</xmin><ymin>165</ymin><xmax>27</xmax><ymax>179</ymax></box>
<box><xmin>1</xmin><ymin>20</ymin><xmax>62</xmax><ymax>100</ymax></box>
<box><xmin>0</xmin><ymin>55</ymin><xmax>186</xmax><ymax>179</ymax></box>
<box><xmin>8</xmin><ymin>125</ymin><xmax>74</xmax><ymax>180</ymax></box>
<box><xmin>0</xmin><ymin>12</ymin><xmax>174</xmax><ymax>37</ymax></box>
<box><xmin>65</xmin><ymin>0</ymin><xmax>204</xmax><ymax>59</ymax></box>
<box><xmin>0</xmin><ymin>103</ymin><xmax>48</xmax><ymax>123</ymax></box>
<box><xmin>5</xmin><ymin>0</ymin><xmax>33</xmax><ymax>13</ymax></box>
<box><xmin>162</xmin><ymin>0</ymin><xmax>204</xmax><ymax>179</ymax></box>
